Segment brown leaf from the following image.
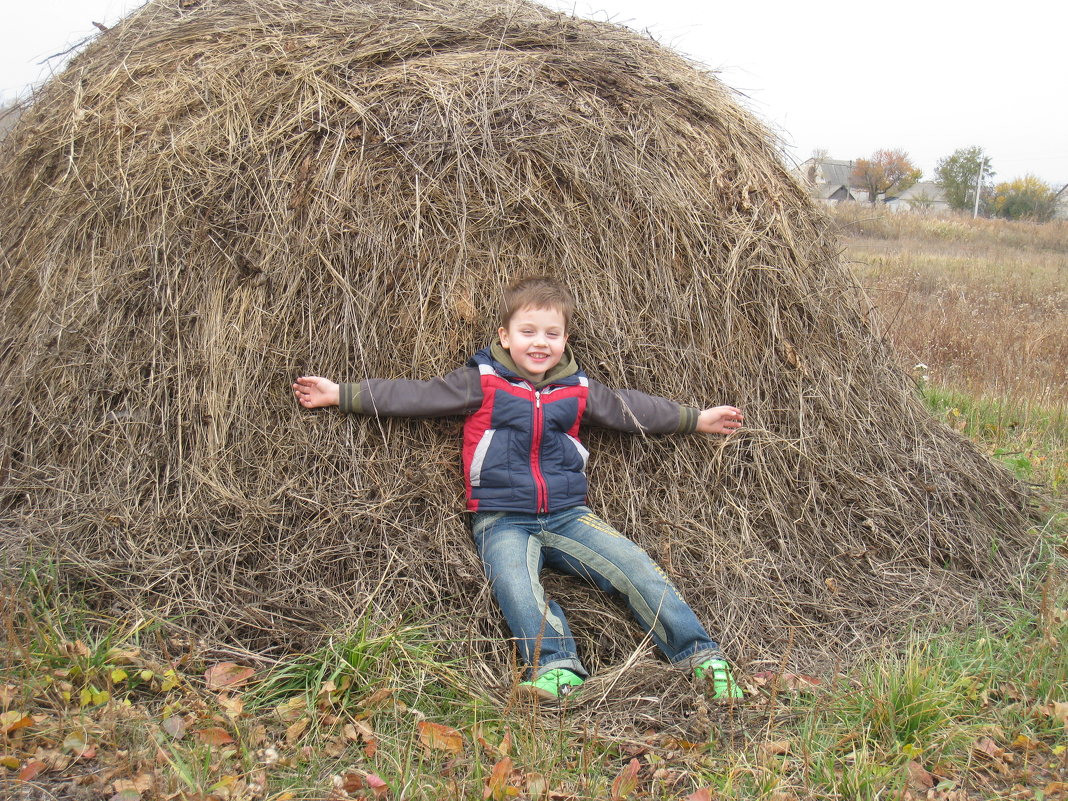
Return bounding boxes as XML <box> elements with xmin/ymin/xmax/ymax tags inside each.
<box><xmin>610</xmin><ymin>758</ymin><xmax>640</xmax><ymax>801</ymax></box>
<box><xmin>905</xmin><ymin>761</ymin><xmax>935</xmax><ymax>790</ymax></box>
<box><xmin>358</xmin><ymin>687</ymin><xmax>397</xmax><ymax>711</ymax></box>
<box><xmin>161</xmin><ymin>715</ymin><xmax>186</xmax><ymax>740</ymax></box>
<box><xmin>758</xmin><ymin>740</ymin><xmax>791</xmax><ymax>757</ymax></box>
<box><xmin>285</xmin><ymin>717</ymin><xmax>309</xmax><ymax>747</ymax></box>
<box><xmin>524</xmin><ymin>772</ymin><xmax>547</xmax><ymax>800</ymax></box>
<box><xmin>18</xmin><ymin>760</ymin><xmax>47</xmax><ymax>782</ymax></box>
<box><xmin>204</xmin><ymin>662</ymin><xmax>255</xmax><ymax>691</ymax></box>
<box><xmin>365</xmin><ymin>772</ymin><xmax>390</xmax><ymax>798</ymax></box>
<box><xmin>218</xmin><ymin>694</ymin><xmax>245</xmax><ymax>721</ymax></box>
<box><xmin>113</xmin><ymin>773</ymin><xmax>155</xmax><ymax>794</ymax></box>
<box><xmin>109</xmin><ymin>791</ymin><xmax>140</xmax><ymax>801</ymax></box>
<box><xmin>685</xmin><ymin>788</ymin><xmax>713</xmax><ymax>801</ymax></box>
<box><xmin>195</xmin><ymin>726</ymin><xmax>234</xmax><ymax>746</ymax></box>
<box><xmin>418</xmin><ymin>721</ymin><xmax>463</xmax><ymax>754</ymax></box>
<box><xmin>483</xmin><ymin>757</ymin><xmax>515</xmax><ymax>801</ymax></box>
<box><xmin>274</xmin><ymin>697</ymin><xmax>305</xmax><ymax>722</ymax></box>
<box><xmin>343</xmin><ymin>721</ymin><xmax>374</xmax><ymax>743</ymax></box>
<box><xmin>750</xmin><ymin>672</ymin><xmax>821</xmax><ymax>692</ymax></box>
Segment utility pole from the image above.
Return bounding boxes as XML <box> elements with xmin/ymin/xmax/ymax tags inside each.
<box><xmin>972</xmin><ymin>157</ymin><xmax>987</xmax><ymax>219</ymax></box>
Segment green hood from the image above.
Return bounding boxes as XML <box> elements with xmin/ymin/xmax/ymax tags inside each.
<box><xmin>490</xmin><ymin>342</ymin><xmax>579</xmax><ymax>388</ymax></box>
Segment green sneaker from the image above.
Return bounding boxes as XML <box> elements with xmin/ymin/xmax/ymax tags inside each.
<box><xmin>694</xmin><ymin>658</ymin><xmax>743</xmax><ymax>700</ymax></box>
<box><xmin>517</xmin><ymin>668</ymin><xmax>584</xmax><ymax>700</ymax></box>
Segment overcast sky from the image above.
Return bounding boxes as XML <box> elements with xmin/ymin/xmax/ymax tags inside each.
<box><xmin>3</xmin><ymin>0</ymin><xmax>1066</xmax><ymax>187</ymax></box>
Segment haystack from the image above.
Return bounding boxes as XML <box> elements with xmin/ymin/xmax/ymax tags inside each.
<box><xmin>0</xmin><ymin>0</ymin><xmax>1039</xmax><ymax>689</ymax></box>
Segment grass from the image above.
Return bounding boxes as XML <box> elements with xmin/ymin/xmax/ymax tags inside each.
<box><xmin>3</xmin><ymin>551</ymin><xmax>1067</xmax><ymax>800</ymax></box>
<box><xmin>4</xmin><ymin>209</ymin><xmax>1068</xmax><ymax>798</ymax></box>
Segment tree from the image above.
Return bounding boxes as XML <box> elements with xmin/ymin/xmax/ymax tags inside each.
<box><xmin>851</xmin><ymin>149</ymin><xmax>922</xmax><ymax>204</ymax></box>
<box><xmin>934</xmin><ymin>146</ymin><xmax>995</xmax><ymax>213</ymax></box>
<box><xmin>992</xmin><ymin>175</ymin><xmax>1057</xmax><ymax>222</ymax></box>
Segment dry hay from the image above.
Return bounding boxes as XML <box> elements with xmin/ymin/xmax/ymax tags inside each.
<box><xmin>0</xmin><ymin>0</ymin><xmax>1041</xmax><ymax>706</ymax></box>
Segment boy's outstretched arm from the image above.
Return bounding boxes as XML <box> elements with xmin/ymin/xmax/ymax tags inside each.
<box><xmin>293</xmin><ymin>376</ymin><xmax>340</xmax><ymax>408</ymax></box>
<box><xmin>696</xmin><ymin>405</ymin><xmax>744</xmax><ymax>435</ymax></box>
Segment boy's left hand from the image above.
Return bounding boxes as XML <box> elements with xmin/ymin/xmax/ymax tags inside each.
<box><xmin>696</xmin><ymin>405</ymin><xmax>743</xmax><ymax>435</ymax></box>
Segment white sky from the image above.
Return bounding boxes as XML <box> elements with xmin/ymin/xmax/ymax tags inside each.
<box><xmin>3</xmin><ymin>0</ymin><xmax>1066</xmax><ymax>187</ymax></box>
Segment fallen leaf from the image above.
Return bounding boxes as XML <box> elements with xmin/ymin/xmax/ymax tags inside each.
<box><xmin>1044</xmin><ymin>782</ymin><xmax>1068</xmax><ymax>799</ymax></box>
<box><xmin>1</xmin><ymin>755</ymin><xmax>20</xmax><ymax>770</ymax></box>
<box><xmin>750</xmin><ymin>672</ymin><xmax>822</xmax><ymax>692</ymax></box>
<box><xmin>62</xmin><ymin>731</ymin><xmax>95</xmax><ymax>758</ymax></box>
<box><xmin>759</xmin><ymin>740</ymin><xmax>791</xmax><ymax>757</ymax></box>
<box><xmin>685</xmin><ymin>789</ymin><xmax>713</xmax><ymax>801</ymax></box>
<box><xmin>274</xmin><ymin>697</ymin><xmax>306</xmax><ymax>723</ymax></box>
<box><xmin>109</xmin><ymin>791</ymin><xmax>140</xmax><ymax>801</ymax></box>
<box><xmin>972</xmin><ymin>737</ymin><xmax>1011</xmax><ymax>775</ymax></box>
<box><xmin>1013</xmin><ymin>734</ymin><xmax>1043</xmax><ymax>751</ymax></box>
<box><xmin>365</xmin><ymin>773</ymin><xmax>389</xmax><ymax>798</ymax></box>
<box><xmin>18</xmin><ymin>760</ymin><xmax>47</xmax><ymax>782</ymax></box>
<box><xmin>484</xmin><ymin>756</ymin><xmax>516</xmax><ymax>801</ymax></box>
<box><xmin>905</xmin><ymin>761</ymin><xmax>935</xmax><ymax>790</ymax></box>
<box><xmin>113</xmin><ymin>773</ymin><xmax>155</xmax><ymax>794</ymax></box>
<box><xmin>343</xmin><ymin>721</ymin><xmax>374</xmax><ymax>743</ymax></box>
<box><xmin>418</xmin><ymin>721</ymin><xmax>463</xmax><ymax>754</ymax></box>
<box><xmin>218</xmin><ymin>694</ymin><xmax>245</xmax><ymax>721</ymax></box>
<box><xmin>358</xmin><ymin>687</ymin><xmax>397</xmax><ymax>711</ymax></box>
<box><xmin>204</xmin><ymin>663</ymin><xmax>255</xmax><ymax>691</ymax></box>
<box><xmin>610</xmin><ymin>758</ymin><xmax>640</xmax><ymax>801</ymax></box>
<box><xmin>0</xmin><ymin>712</ymin><xmax>32</xmax><ymax>735</ymax></box>
<box><xmin>195</xmin><ymin>727</ymin><xmax>234</xmax><ymax>746</ymax></box>
<box><xmin>161</xmin><ymin>715</ymin><xmax>186</xmax><ymax>739</ymax></box>
<box><xmin>524</xmin><ymin>772</ymin><xmax>547</xmax><ymax>800</ymax></box>
<box><xmin>285</xmin><ymin>717</ymin><xmax>309</xmax><ymax>747</ymax></box>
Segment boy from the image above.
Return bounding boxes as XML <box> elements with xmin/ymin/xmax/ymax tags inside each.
<box><xmin>293</xmin><ymin>277</ymin><xmax>744</xmax><ymax>700</ymax></box>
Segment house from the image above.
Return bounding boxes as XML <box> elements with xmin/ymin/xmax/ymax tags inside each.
<box><xmin>1054</xmin><ymin>183</ymin><xmax>1068</xmax><ymax>220</ymax></box>
<box><xmin>792</xmin><ymin>156</ymin><xmax>869</xmax><ymax>204</ymax></box>
<box><xmin>884</xmin><ymin>181</ymin><xmax>950</xmax><ymax>214</ymax></box>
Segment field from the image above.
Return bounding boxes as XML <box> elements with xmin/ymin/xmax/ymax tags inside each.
<box><xmin>2</xmin><ymin>209</ymin><xmax>1066</xmax><ymax>800</ymax></box>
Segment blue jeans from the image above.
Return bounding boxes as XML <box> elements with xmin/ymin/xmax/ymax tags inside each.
<box><xmin>471</xmin><ymin>505</ymin><xmax>722</xmax><ymax>679</ymax></box>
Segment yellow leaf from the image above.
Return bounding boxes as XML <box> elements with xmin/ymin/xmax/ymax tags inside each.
<box><xmin>78</xmin><ymin>688</ymin><xmax>92</xmax><ymax>708</ymax></box>
<box><xmin>611</xmin><ymin>758</ymin><xmax>640</xmax><ymax>801</ymax></box>
<box><xmin>1</xmin><ymin>755</ymin><xmax>21</xmax><ymax>769</ymax></box>
<box><xmin>285</xmin><ymin>717</ymin><xmax>310</xmax><ymax>746</ymax></box>
<box><xmin>92</xmin><ymin>690</ymin><xmax>110</xmax><ymax>706</ymax></box>
<box><xmin>159</xmin><ymin>670</ymin><xmax>178</xmax><ymax>692</ymax></box>
<box><xmin>110</xmin><ymin>669</ymin><xmax>129</xmax><ymax>684</ymax></box>
<box><xmin>0</xmin><ymin>712</ymin><xmax>33</xmax><ymax>735</ymax></box>
<box><xmin>418</xmin><ymin>721</ymin><xmax>464</xmax><ymax>754</ymax></box>
<box><xmin>140</xmin><ymin>670</ymin><xmax>154</xmax><ymax>682</ymax></box>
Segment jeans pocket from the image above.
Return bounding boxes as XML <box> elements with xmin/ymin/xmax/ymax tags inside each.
<box><xmin>471</xmin><ymin>511</ymin><xmax>507</xmax><ymax>537</ymax></box>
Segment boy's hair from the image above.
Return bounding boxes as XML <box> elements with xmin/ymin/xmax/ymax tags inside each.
<box><xmin>500</xmin><ymin>277</ymin><xmax>575</xmax><ymax>331</ymax></box>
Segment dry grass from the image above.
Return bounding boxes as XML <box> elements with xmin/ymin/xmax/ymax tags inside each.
<box><xmin>830</xmin><ymin>205</ymin><xmax>1068</xmax><ymax>403</ymax></box>
<box><xmin>0</xmin><ymin>0</ymin><xmax>1041</xmax><ymax>729</ymax></box>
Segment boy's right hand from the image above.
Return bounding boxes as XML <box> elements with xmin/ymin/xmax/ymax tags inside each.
<box><xmin>293</xmin><ymin>376</ymin><xmax>340</xmax><ymax>409</ymax></box>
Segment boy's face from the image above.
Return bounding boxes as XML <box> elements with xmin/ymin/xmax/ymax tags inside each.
<box><xmin>498</xmin><ymin>305</ymin><xmax>568</xmax><ymax>384</ymax></box>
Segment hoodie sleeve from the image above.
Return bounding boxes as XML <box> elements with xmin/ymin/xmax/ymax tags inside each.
<box><xmin>584</xmin><ymin>377</ymin><xmax>700</xmax><ymax>434</ymax></box>
<box><xmin>338</xmin><ymin>366</ymin><xmax>483</xmax><ymax>418</ymax></box>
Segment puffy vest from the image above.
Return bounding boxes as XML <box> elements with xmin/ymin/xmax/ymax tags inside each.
<box><xmin>463</xmin><ymin>348</ymin><xmax>589</xmax><ymax>513</ymax></box>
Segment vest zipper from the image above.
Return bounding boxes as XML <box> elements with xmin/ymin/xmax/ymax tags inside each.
<box><xmin>531</xmin><ymin>388</ymin><xmax>548</xmax><ymax>513</ymax></box>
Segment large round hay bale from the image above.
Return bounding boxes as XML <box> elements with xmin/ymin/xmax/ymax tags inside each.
<box><xmin>0</xmin><ymin>0</ymin><xmax>1037</xmax><ymax>678</ymax></box>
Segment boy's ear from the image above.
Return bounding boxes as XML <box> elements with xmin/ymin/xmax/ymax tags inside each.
<box><xmin>497</xmin><ymin>326</ymin><xmax>510</xmax><ymax>349</ymax></box>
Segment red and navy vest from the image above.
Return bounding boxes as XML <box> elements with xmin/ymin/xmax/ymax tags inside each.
<box><xmin>463</xmin><ymin>348</ymin><xmax>590</xmax><ymax>513</ymax></box>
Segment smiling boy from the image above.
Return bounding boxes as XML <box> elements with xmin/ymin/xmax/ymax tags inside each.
<box><xmin>293</xmin><ymin>277</ymin><xmax>744</xmax><ymax>700</ymax></box>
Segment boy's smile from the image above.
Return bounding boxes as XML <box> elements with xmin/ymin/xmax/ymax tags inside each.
<box><xmin>498</xmin><ymin>305</ymin><xmax>568</xmax><ymax>384</ymax></box>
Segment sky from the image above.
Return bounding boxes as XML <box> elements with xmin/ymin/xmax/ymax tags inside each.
<box><xmin>3</xmin><ymin>0</ymin><xmax>1066</xmax><ymax>188</ymax></box>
